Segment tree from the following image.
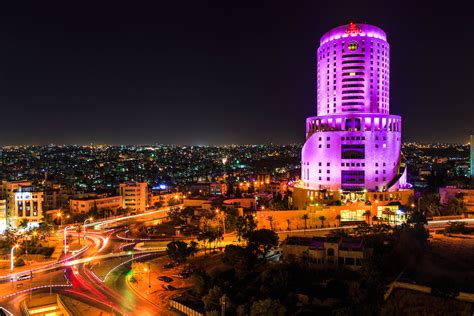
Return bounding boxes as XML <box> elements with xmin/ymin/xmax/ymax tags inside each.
<box><xmin>202</xmin><ymin>285</ymin><xmax>223</xmax><ymax>312</ymax></box>
<box><xmin>4</xmin><ymin>229</ymin><xmax>20</xmax><ymax>247</ymax></box>
<box><xmin>318</xmin><ymin>215</ymin><xmax>327</xmax><ymax>228</ymax></box>
<box><xmin>407</xmin><ymin>211</ymin><xmax>427</xmax><ymax>226</ymax></box>
<box><xmin>446</xmin><ymin>197</ymin><xmax>467</xmax><ymax>215</ymax></box>
<box><xmin>198</xmin><ymin>226</ymin><xmax>217</xmax><ymax>255</ymax></box>
<box><xmin>250</xmin><ymin>299</ymin><xmax>286</xmax><ymax>316</ymax></box>
<box><xmin>153</xmin><ymin>201</ymin><xmax>163</xmax><ymax>209</ymax></box>
<box><xmin>189</xmin><ymin>241</ymin><xmax>198</xmax><ymax>257</ymax></box>
<box><xmin>168</xmin><ymin>198</ymin><xmax>181</xmax><ymax>207</ymax></box>
<box><xmin>445</xmin><ymin>221</ymin><xmax>471</xmax><ymax>234</ymax></box>
<box><xmin>372</xmin><ymin>215</ymin><xmax>379</xmax><ymax>224</ymax></box>
<box><xmin>168</xmin><ymin>207</ymin><xmax>185</xmax><ymax>225</ymax></box>
<box><xmin>235</xmin><ymin>186</ymin><xmax>242</xmax><ymax>198</ymax></box>
<box><xmin>363</xmin><ymin>210</ymin><xmax>372</xmax><ymax>224</ymax></box>
<box><xmin>235</xmin><ymin>215</ymin><xmax>257</xmax><ymax>242</ymax></box>
<box><xmin>222</xmin><ymin>244</ymin><xmax>250</xmax><ymax>267</ymax></box>
<box><xmin>18</xmin><ymin>218</ymin><xmax>29</xmax><ymax>229</ymax></box>
<box><xmin>419</xmin><ymin>192</ymin><xmax>441</xmax><ymax>217</ymax></box>
<box><xmin>226</xmin><ymin>183</ymin><xmax>234</xmax><ymax>196</ymax></box>
<box><xmin>115</xmin><ymin>207</ymin><xmax>128</xmax><ymax>216</ymax></box>
<box><xmin>246</xmin><ymin>229</ymin><xmax>279</xmax><ymax>259</ymax></box>
<box><xmin>383</xmin><ymin>208</ymin><xmax>395</xmax><ymax>225</ymax></box>
<box><xmin>302</xmin><ymin>214</ymin><xmax>309</xmax><ymax>233</ymax></box>
<box><xmin>166</xmin><ymin>240</ymin><xmax>195</xmax><ymax>263</ymax></box>
<box><xmin>335</xmin><ymin>214</ymin><xmax>341</xmax><ymax>227</ymax></box>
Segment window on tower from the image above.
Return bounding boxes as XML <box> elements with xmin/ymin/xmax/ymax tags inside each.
<box><xmin>341</xmin><ymin>144</ymin><xmax>365</xmax><ymax>159</ymax></box>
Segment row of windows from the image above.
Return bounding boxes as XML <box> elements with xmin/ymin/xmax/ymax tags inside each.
<box><xmin>341</xmin><ymin>162</ymin><xmax>366</xmax><ymax>167</ymax></box>
<box><xmin>341</xmin><ymin>170</ymin><xmax>365</xmax><ymax>184</ymax></box>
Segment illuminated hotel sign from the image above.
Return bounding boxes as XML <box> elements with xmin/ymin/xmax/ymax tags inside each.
<box><xmin>344</xmin><ymin>22</ymin><xmax>362</xmax><ymax>35</ymax></box>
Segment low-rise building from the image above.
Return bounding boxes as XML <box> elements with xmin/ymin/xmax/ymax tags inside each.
<box><xmin>69</xmin><ymin>194</ymin><xmax>122</xmax><ymax>214</ymax></box>
<box><xmin>0</xmin><ymin>199</ymin><xmax>6</xmax><ymax>233</ymax></box>
<box><xmin>267</xmin><ymin>180</ymin><xmax>288</xmax><ymax>197</ymax></box>
<box><xmin>148</xmin><ymin>191</ymin><xmax>183</xmax><ymax>207</ymax></box>
<box><xmin>11</xmin><ymin>186</ymin><xmax>44</xmax><ymax>229</ymax></box>
<box><xmin>119</xmin><ymin>182</ymin><xmax>148</xmax><ymax>212</ymax></box>
<box><xmin>185</xmin><ymin>182</ymin><xmax>227</xmax><ymax>196</ymax></box>
<box><xmin>282</xmin><ymin>236</ymin><xmax>371</xmax><ymax>270</ymax></box>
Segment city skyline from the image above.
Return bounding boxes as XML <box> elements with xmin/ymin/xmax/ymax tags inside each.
<box><xmin>0</xmin><ymin>1</ymin><xmax>472</xmax><ymax>145</ymax></box>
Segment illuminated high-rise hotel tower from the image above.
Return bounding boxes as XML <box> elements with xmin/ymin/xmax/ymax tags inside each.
<box><xmin>301</xmin><ymin>23</ymin><xmax>408</xmax><ymax>192</ymax></box>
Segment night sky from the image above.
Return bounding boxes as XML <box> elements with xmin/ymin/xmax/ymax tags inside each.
<box><xmin>0</xmin><ymin>1</ymin><xmax>472</xmax><ymax>145</ymax></box>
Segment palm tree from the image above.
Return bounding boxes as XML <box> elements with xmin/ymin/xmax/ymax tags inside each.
<box><xmin>372</xmin><ymin>215</ymin><xmax>379</xmax><ymax>224</ymax></box>
<box><xmin>335</xmin><ymin>214</ymin><xmax>341</xmax><ymax>227</ymax></box>
<box><xmin>286</xmin><ymin>219</ymin><xmax>291</xmax><ymax>231</ymax></box>
<box><xmin>302</xmin><ymin>214</ymin><xmax>309</xmax><ymax>233</ymax></box>
<box><xmin>268</xmin><ymin>216</ymin><xmax>274</xmax><ymax>230</ymax></box>
<box><xmin>19</xmin><ymin>218</ymin><xmax>29</xmax><ymax>230</ymax></box>
<box><xmin>318</xmin><ymin>216</ymin><xmax>327</xmax><ymax>228</ymax></box>
<box><xmin>363</xmin><ymin>210</ymin><xmax>371</xmax><ymax>224</ymax></box>
<box><xmin>383</xmin><ymin>208</ymin><xmax>395</xmax><ymax>225</ymax></box>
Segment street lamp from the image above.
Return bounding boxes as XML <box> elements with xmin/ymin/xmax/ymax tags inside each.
<box><xmin>56</xmin><ymin>211</ymin><xmax>62</xmax><ymax>228</ymax></box>
<box><xmin>10</xmin><ymin>245</ymin><xmax>19</xmax><ymax>288</ymax></box>
<box><xmin>63</xmin><ymin>226</ymin><xmax>71</xmax><ymax>256</ymax></box>
<box><xmin>417</xmin><ymin>197</ymin><xmax>422</xmax><ymax>214</ymax></box>
<box><xmin>146</xmin><ymin>263</ymin><xmax>151</xmax><ymax>294</ymax></box>
<box><xmin>83</xmin><ymin>217</ymin><xmax>93</xmax><ymax>241</ymax></box>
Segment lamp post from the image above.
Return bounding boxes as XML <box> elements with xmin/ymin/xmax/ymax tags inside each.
<box><xmin>144</xmin><ymin>264</ymin><xmax>151</xmax><ymax>294</ymax></box>
<box><xmin>147</xmin><ymin>263</ymin><xmax>151</xmax><ymax>294</ymax></box>
<box><xmin>83</xmin><ymin>218</ymin><xmax>93</xmax><ymax>241</ymax></box>
<box><xmin>417</xmin><ymin>197</ymin><xmax>422</xmax><ymax>214</ymax></box>
<box><xmin>10</xmin><ymin>245</ymin><xmax>18</xmax><ymax>288</ymax></box>
<box><xmin>56</xmin><ymin>211</ymin><xmax>62</xmax><ymax>228</ymax></box>
<box><xmin>64</xmin><ymin>226</ymin><xmax>70</xmax><ymax>256</ymax></box>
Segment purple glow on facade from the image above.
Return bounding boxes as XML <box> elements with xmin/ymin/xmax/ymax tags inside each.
<box><xmin>301</xmin><ymin>23</ymin><xmax>406</xmax><ymax>192</ymax></box>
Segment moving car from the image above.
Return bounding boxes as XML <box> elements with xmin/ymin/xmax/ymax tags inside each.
<box><xmin>17</xmin><ymin>274</ymin><xmax>31</xmax><ymax>281</ymax></box>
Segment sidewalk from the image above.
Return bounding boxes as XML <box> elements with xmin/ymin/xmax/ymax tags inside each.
<box><xmin>126</xmin><ymin>255</ymin><xmax>193</xmax><ymax>315</ymax></box>
<box><xmin>0</xmin><ymin>260</ymin><xmax>57</xmax><ymax>277</ymax></box>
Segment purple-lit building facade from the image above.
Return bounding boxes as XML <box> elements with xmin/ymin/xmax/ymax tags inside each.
<box><xmin>300</xmin><ymin>23</ymin><xmax>408</xmax><ymax>193</ymax></box>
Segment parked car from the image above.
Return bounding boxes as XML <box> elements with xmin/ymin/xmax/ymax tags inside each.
<box><xmin>161</xmin><ymin>284</ymin><xmax>176</xmax><ymax>291</ymax></box>
<box><xmin>158</xmin><ymin>276</ymin><xmax>173</xmax><ymax>283</ymax></box>
<box><xmin>163</xmin><ymin>262</ymin><xmax>177</xmax><ymax>269</ymax></box>
<box><xmin>172</xmin><ymin>273</ymin><xmax>190</xmax><ymax>279</ymax></box>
